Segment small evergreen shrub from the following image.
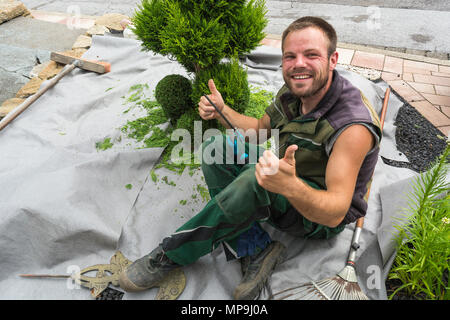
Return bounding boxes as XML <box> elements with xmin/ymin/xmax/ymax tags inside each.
<box><xmin>154</xmin><ymin>74</ymin><xmax>194</xmax><ymax>123</ymax></box>
<box><xmin>191</xmin><ymin>58</ymin><xmax>250</xmax><ymax>115</ymax></box>
<box><xmin>132</xmin><ymin>0</ymin><xmax>268</xmax><ymax>73</ymax></box>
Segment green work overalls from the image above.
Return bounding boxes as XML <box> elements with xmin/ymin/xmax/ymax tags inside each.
<box><xmin>162</xmin><ymin>134</ymin><xmax>345</xmax><ymax>266</ymax></box>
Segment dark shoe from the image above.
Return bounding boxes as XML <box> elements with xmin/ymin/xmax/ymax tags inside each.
<box><xmin>234</xmin><ymin>241</ymin><xmax>286</xmax><ymax>300</ymax></box>
<box><xmin>119</xmin><ymin>245</ymin><xmax>180</xmax><ymax>292</ymax></box>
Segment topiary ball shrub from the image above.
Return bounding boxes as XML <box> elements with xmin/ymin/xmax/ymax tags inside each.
<box><xmin>154</xmin><ymin>74</ymin><xmax>194</xmax><ymax>124</ymax></box>
<box><xmin>191</xmin><ymin>58</ymin><xmax>250</xmax><ymax>116</ymax></box>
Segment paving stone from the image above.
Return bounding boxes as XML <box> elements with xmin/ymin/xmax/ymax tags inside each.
<box><xmin>432</xmin><ymin>72</ymin><xmax>450</xmax><ymax>78</ymax></box>
<box><xmin>422</xmin><ymin>93</ymin><xmax>450</xmax><ymax>107</ymax></box>
<box><xmin>30</xmin><ymin>61</ymin><xmax>51</xmax><ymax>78</ymax></box>
<box><xmin>0</xmin><ymin>0</ymin><xmax>29</xmax><ymax>25</ymax></box>
<box><xmin>0</xmin><ymin>16</ymin><xmax>85</xmax><ymax>52</ymax></box>
<box><xmin>438</xmin><ymin>65</ymin><xmax>450</xmax><ymax>74</ymax></box>
<box><xmin>0</xmin><ymin>97</ymin><xmax>24</xmax><ymax>117</ymax></box>
<box><xmin>404</xmin><ymin>59</ymin><xmax>439</xmax><ymax>72</ymax></box>
<box><xmin>440</xmin><ymin>106</ymin><xmax>450</xmax><ymax>118</ymax></box>
<box><xmin>434</xmin><ymin>85</ymin><xmax>450</xmax><ymax>97</ymax></box>
<box><xmin>15</xmin><ymin>77</ymin><xmax>43</xmax><ymax>98</ymax></box>
<box><xmin>402</xmin><ymin>73</ymin><xmax>413</xmax><ymax>81</ymax></box>
<box><xmin>95</xmin><ymin>13</ymin><xmax>130</xmax><ymax>31</ymax></box>
<box><xmin>72</xmin><ymin>35</ymin><xmax>92</xmax><ymax>49</ymax></box>
<box><xmin>351</xmin><ymin>50</ymin><xmax>385</xmax><ymax>70</ymax></box>
<box><xmin>407</xmin><ymin>82</ymin><xmax>435</xmax><ymax>95</ymax></box>
<box><xmin>413</xmin><ymin>74</ymin><xmax>450</xmax><ymax>87</ymax></box>
<box><xmin>86</xmin><ymin>24</ymin><xmax>108</xmax><ymax>36</ymax></box>
<box><xmin>437</xmin><ymin>125</ymin><xmax>450</xmax><ymax>137</ymax></box>
<box><xmin>403</xmin><ymin>66</ymin><xmax>431</xmax><ymax>75</ymax></box>
<box><xmin>383</xmin><ymin>56</ymin><xmax>403</xmax><ymax>74</ymax></box>
<box><xmin>336</xmin><ymin>47</ymin><xmax>354</xmax><ymax>65</ymax></box>
<box><xmin>410</xmin><ymin>100</ymin><xmax>450</xmax><ymax>128</ymax></box>
<box><xmin>0</xmin><ymin>43</ymin><xmax>48</xmax><ymax>104</ymax></box>
<box><xmin>37</xmin><ymin>61</ymin><xmax>63</xmax><ymax>80</ymax></box>
<box><xmin>387</xmin><ymin>80</ymin><xmax>423</xmax><ymax>103</ymax></box>
<box><xmin>381</xmin><ymin>72</ymin><xmax>401</xmax><ymax>81</ymax></box>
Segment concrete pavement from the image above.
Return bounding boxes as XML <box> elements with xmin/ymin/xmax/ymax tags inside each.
<box><xmin>19</xmin><ymin>0</ymin><xmax>450</xmax><ymax>57</ymax></box>
<box><xmin>1</xmin><ymin>3</ymin><xmax>449</xmax><ymax>136</ymax></box>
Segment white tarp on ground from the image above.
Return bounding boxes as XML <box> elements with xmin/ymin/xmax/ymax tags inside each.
<box><xmin>0</xmin><ymin>35</ymin><xmax>418</xmax><ymax>300</ymax></box>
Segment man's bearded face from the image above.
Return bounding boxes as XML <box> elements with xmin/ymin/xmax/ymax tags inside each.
<box><xmin>282</xmin><ymin>27</ymin><xmax>332</xmax><ymax>99</ymax></box>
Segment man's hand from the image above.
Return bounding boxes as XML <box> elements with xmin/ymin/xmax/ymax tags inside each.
<box><xmin>255</xmin><ymin>144</ymin><xmax>298</xmax><ymax>196</ymax></box>
<box><xmin>198</xmin><ymin>79</ymin><xmax>224</xmax><ymax>121</ymax></box>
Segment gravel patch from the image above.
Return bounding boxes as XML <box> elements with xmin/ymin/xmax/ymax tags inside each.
<box><xmin>381</xmin><ymin>89</ymin><xmax>447</xmax><ymax>173</ymax></box>
<box><xmin>96</xmin><ymin>287</ymin><xmax>124</xmax><ymax>300</ymax></box>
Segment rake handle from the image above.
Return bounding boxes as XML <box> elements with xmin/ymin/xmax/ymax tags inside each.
<box><xmin>350</xmin><ymin>87</ymin><xmax>390</xmax><ymax>260</ymax></box>
<box><xmin>0</xmin><ymin>63</ymin><xmax>76</xmax><ymax>132</ymax></box>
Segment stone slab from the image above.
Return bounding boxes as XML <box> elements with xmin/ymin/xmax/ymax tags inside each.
<box><xmin>0</xmin><ymin>16</ymin><xmax>85</xmax><ymax>51</ymax></box>
<box><xmin>0</xmin><ymin>43</ymin><xmax>49</xmax><ymax>104</ymax></box>
<box><xmin>0</xmin><ymin>16</ymin><xmax>85</xmax><ymax>104</ymax></box>
<box><xmin>0</xmin><ymin>0</ymin><xmax>30</xmax><ymax>25</ymax></box>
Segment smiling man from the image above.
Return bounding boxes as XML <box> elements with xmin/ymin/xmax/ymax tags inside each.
<box><xmin>119</xmin><ymin>17</ymin><xmax>382</xmax><ymax>300</ymax></box>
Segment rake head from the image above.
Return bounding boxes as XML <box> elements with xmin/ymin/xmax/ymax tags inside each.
<box><xmin>272</xmin><ymin>265</ymin><xmax>369</xmax><ymax>300</ymax></box>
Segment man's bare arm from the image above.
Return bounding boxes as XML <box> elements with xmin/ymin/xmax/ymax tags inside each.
<box><xmin>255</xmin><ymin>124</ymin><xmax>374</xmax><ymax>227</ymax></box>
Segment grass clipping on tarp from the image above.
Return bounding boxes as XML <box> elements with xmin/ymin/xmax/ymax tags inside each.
<box><xmin>96</xmin><ymin>83</ymin><xmax>274</xmax><ymax>173</ymax></box>
<box><xmin>94</xmin><ymin>83</ymin><xmax>274</xmax><ymax>205</ymax></box>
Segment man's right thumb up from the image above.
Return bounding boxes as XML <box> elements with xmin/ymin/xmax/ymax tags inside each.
<box><xmin>208</xmin><ymin>79</ymin><xmax>219</xmax><ymax>96</ymax></box>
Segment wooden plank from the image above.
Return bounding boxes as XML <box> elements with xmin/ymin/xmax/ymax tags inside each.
<box><xmin>50</xmin><ymin>52</ymin><xmax>109</xmax><ymax>74</ymax></box>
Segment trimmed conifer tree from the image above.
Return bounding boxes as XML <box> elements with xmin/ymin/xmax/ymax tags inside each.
<box><xmin>132</xmin><ymin>0</ymin><xmax>268</xmax><ymax>74</ymax></box>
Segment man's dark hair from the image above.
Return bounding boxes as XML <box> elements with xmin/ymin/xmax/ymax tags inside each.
<box><xmin>282</xmin><ymin>16</ymin><xmax>337</xmax><ymax>58</ymax></box>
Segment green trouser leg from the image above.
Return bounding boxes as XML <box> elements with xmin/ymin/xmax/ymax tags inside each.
<box><xmin>162</xmin><ymin>135</ymin><xmax>282</xmax><ymax>265</ymax></box>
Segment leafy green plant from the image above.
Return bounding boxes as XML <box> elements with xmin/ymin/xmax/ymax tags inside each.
<box><xmin>154</xmin><ymin>74</ymin><xmax>194</xmax><ymax>124</ymax></box>
<box><xmin>244</xmin><ymin>85</ymin><xmax>274</xmax><ymax>119</ymax></box>
<box><xmin>388</xmin><ymin>141</ymin><xmax>449</xmax><ymax>300</ymax></box>
<box><xmin>134</xmin><ymin>1</ymin><xmax>269</xmax><ymax>138</ymax></box>
<box><xmin>132</xmin><ymin>0</ymin><xmax>267</xmax><ymax>73</ymax></box>
<box><xmin>191</xmin><ymin>57</ymin><xmax>250</xmax><ymax>115</ymax></box>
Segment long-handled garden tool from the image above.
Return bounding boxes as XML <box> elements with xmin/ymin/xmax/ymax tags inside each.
<box><xmin>272</xmin><ymin>87</ymin><xmax>390</xmax><ymax>300</ymax></box>
<box><xmin>0</xmin><ymin>52</ymin><xmax>111</xmax><ymax>132</ymax></box>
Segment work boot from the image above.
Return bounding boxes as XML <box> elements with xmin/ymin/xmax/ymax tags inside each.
<box><xmin>119</xmin><ymin>245</ymin><xmax>180</xmax><ymax>292</ymax></box>
<box><xmin>233</xmin><ymin>241</ymin><xmax>286</xmax><ymax>300</ymax></box>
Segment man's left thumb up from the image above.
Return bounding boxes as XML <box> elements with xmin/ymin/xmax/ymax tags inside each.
<box><xmin>283</xmin><ymin>144</ymin><xmax>298</xmax><ymax>165</ymax></box>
